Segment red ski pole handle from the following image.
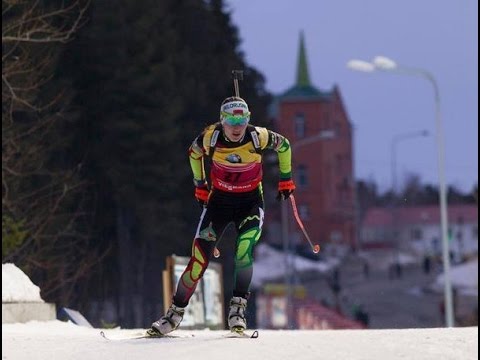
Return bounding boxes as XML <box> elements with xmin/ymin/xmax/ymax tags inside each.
<box><xmin>289</xmin><ymin>195</ymin><xmax>320</xmax><ymax>254</ymax></box>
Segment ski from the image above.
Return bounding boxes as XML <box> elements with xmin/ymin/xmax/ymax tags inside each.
<box><xmin>99</xmin><ymin>329</ymin><xmax>259</xmax><ymax>341</ymax></box>
<box><xmin>99</xmin><ymin>330</ymin><xmax>187</xmax><ymax>341</ymax></box>
<box><xmin>223</xmin><ymin>328</ymin><xmax>259</xmax><ymax>339</ymax></box>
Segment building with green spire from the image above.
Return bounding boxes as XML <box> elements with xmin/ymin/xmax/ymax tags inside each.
<box><xmin>270</xmin><ymin>31</ymin><xmax>356</xmax><ymax>252</ymax></box>
<box><xmin>280</xmin><ymin>31</ymin><xmax>329</xmax><ymax>99</ymax></box>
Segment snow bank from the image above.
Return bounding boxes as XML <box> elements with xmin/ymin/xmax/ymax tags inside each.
<box><xmin>434</xmin><ymin>258</ymin><xmax>478</xmax><ymax>296</ymax></box>
<box><xmin>2</xmin><ymin>263</ymin><xmax>43</xmax><ymax>302</ymax></box>
<box><xmin>251</xmin><ymin>244</ymin><xmax>338</xmax><ymax>287</ymax></box>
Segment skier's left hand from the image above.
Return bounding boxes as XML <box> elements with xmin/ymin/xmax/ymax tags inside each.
<box><xmin>276</xmin><ymin>179</ymin><xmax>296</xmax><ymax>201</ymax></box>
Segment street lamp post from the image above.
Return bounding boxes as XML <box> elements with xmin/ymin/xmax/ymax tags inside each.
<box><xmin>282</xmin><ymin>129</ymin><xmax>335</xmax><ymax>329</ymax></box>
<box><xmin>347</xmin><ymin>56</ymin><xmax>454</xmax><ymax>327</ymax></box>
<box><xmin>390</xmin><ymin>130</ymin><xmax>429</xmax><ymax>278</ymax></box>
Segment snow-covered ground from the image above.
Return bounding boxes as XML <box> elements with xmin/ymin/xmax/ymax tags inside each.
<box><xmin>434</xmin><ymin>259</ymin><xmax>478</xmax><ymax>296</ymax></box>
<box><xmin>253</xmin><ymin>245</ymin><xmax>478</xmax><ymax>298</ymax></box>
<box><xmin>2</xmin><ymin>263</ymin><xmax>478</xmax><ymax>359</ymax></box>
<box><xmin>2</xmin><ymin>320</ymin><xmax>477</xmax><ymax>360</ymax></box>
<box><xmin>251</xmin><ymin>244</ymin><xmax>339</xmax><ymax>286</ymax></box>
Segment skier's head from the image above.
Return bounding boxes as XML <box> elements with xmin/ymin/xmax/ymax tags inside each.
<box><xmin>220</xmin><ymin>96</ymin><xmax>250</xmax><ymax>142</ymax></box>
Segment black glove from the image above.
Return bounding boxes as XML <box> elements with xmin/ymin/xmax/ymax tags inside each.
<box><xmin>276</xmin><ymin>179</ymin><xmax>296</xmax><ymax>201</ymax></box>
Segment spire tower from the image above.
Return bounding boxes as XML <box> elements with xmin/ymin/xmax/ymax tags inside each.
<box><xmin>296</xmin><ymin>31</ymin><xmax>311</xmax><ymax>87</ymax></box>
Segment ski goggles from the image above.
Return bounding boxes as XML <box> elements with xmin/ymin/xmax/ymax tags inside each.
<box><xmin>221</xmin><ymin>111</ymin><xmax>250</xmax><ymax>126</ymax></box>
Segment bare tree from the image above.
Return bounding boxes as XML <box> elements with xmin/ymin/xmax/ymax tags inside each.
<box><xmin>1</xmin><ymin>0</ymin><xmax>103</xmax><ymax>306</ymax></box>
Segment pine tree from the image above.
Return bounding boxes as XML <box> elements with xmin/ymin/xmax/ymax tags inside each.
<box><xmin>2</xmin><ymin>0</ymin><xmax>100</xmax><ymax>305</ymax></box>
<box><xmin>59</xmin><ymin>0</ymin><xmax>272</xmax><ymax>327</ymax></box>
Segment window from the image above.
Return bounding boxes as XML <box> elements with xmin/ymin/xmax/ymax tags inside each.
<box><xmin>295</xmin><ymin>113</ymin><xmax>305</xmax><ymax>138</ymax></box>
<box><xmin>410</xmin><ymin>228</ymin><xmax>423</xmax><ymax>240</ymax></box>
<box><xmin>338</xmin><ymin>181</ymin><xmax>350</xmax><ymax>205</ymax></box>
<box><xmin>323</xmin><ymin>111</ymin><xmax>330</xmax><ymax>130</ymax></box>
<box><xmin>330</xmin><ymin>231</ymin><xmax>342</xmax><ymax>243</ymax></box>
<box><xmin>432</xmin><ymin>237</ymin><xmax>440</xmax><ymax>255</ymax></box>
<box><xmin>296</xmin><ymin>165</ymin><xmax>308</xmax><ymax>188</ymax></box>
<box><xmin>299</xmin><ymin>205</ymin><xmax>309</xmax><ymax>220</ymax></box>
<box><xmin>335</xmin><ymin>122</ymin><xmax>342</xmax><ymax>137</ymax></box>
<box><xmin>335</xmin><ymin>154</ymin><xmax>342</xmax><ymax>174</ymax></box>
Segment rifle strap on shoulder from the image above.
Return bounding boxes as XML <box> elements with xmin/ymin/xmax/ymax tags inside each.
<box><xmin>248</xmin><ymin>125</ymin><xmax>262</xmax><ymax>154</ymax></box>
<box><xmin>208</xmin><ymin>123</ymin><xmax>223</xmax><ymax>157</ymax></box>
<box><xmin>208</xmin><ymin>124</ymin><xmax>262</xmax><ymax>157</ymax></box>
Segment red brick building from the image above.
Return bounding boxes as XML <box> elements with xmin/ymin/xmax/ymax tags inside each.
<box><xmin>269</xmin><ymin>33</ymin><xmax>356</xmax><ymax>252</ymax></box>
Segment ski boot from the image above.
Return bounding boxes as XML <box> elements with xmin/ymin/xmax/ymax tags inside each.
<box><xmin>228</xmin><ymin>296</ymin><xmax>247</xmax><ymax>333</ymax></box>
<box><xmin>148</xmin><ymin>303</ymin><xmax>185</xmax><ymax>336</ymax></box>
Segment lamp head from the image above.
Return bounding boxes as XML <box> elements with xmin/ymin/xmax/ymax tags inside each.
<box><xmin>373</xmin><ymin>56</ymin><xmax>397</xmax><ymax>70</ymax></box>
<box><xmin>347</xmin><ymin>59</ymin><xmax>375</xmax><ymax>72</ymax></box>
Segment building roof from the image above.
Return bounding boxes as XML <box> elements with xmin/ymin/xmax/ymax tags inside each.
<box><xmin>363</xmin><ymin>205</ymin><xmax>478</xmax><ymax>227</ymax></box>
<box><xmin>295</xmin><ymin>298</ymin><xmax>365</xmax><ymax>329</ymax></box>
<box><xmin>278</xmin><ymin>31</ymin><xmax>333</xmax><ymax>101</ymax></box>
<box><xmin>280</xmin><ymin>84</ymin><xmax>333</xmax><ymax>100</ymax></box>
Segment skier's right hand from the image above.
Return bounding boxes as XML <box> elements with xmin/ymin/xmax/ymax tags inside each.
<box><xmin>194</xmin><ymin>181</ymin><xmax>210</xmax><ymax>207</ymax></box>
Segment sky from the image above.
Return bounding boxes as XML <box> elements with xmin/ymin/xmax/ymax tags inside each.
<box><xmin>225</xmin><ymin>0</ymin><xmax>478</xmax><ymax>193</ymax></box>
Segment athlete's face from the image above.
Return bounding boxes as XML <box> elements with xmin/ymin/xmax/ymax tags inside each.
<box><xmin>221</xmin><ymin>110</ymin><xmax>249</xmax><ymax>142</ymax></box>
<box><xmin>222</xmin><ymin>122</ymin><xmax>248</xmax><ymax>142</ymax></box>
